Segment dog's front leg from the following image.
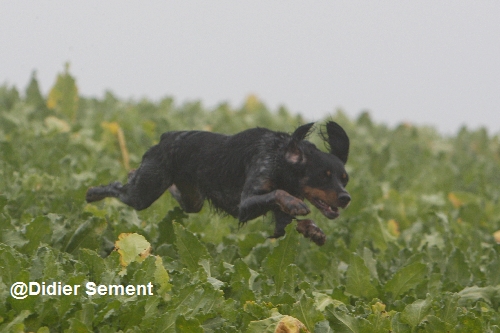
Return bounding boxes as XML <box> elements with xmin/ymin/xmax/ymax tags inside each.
<box><xmin>238</xmin><ymin>189</ymin><xmax>310</xmax><ymax>223</ymax></box>
<box><xmin>271</xmin><ymin>209</ymin><xmax>293</xmax><ymax>239</ymax></box>
<box><xmin>296</xmin><ymin>219</ymin><xmax>326</xmax><ymax>246</ymax></box>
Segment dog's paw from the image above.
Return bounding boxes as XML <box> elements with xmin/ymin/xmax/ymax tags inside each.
<box><xmin>86</xmin><ymin>187</ymin><xmax>105</xmax><ymax>203</ymax></box>
<box><xmin>85</xmin><ymin>182</ymin><xmax>122</xmax><ymax>203</ymax></box>
<box><xmin>275</xmin><ymin>190</ymin><xmax>310</xmax><ymax>216</ymax></box>
<box><xmin>296</xmin><ymin>219</ymin><xmax>326</xmax><ymax>246</ymax></box>
<box><xmin>284</xmin><ymin>200</ymin><xmax>310</xmax><ymax>216</ymax></box>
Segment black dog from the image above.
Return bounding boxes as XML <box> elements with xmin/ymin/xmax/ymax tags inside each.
<box><xmin>86</xmin><ymin>121</ymin><xmax>351</xmax><ymax>245</ymax></box>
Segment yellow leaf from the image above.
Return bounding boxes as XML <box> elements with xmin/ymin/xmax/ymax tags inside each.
<box><xmin>154</xmin><ymin>256</ymin><xmax>172</xmax><ymax>296</ymax></box>
<box><xmin>387</xmin><ymin>219</ymin><xmax>400</xmax><ymax>237</ymax></box>
<box><xmin>101</xmin><ymin>121</ymin><xmax>130</xmax><ymax>170</ymax></box>
<box><xmin>275</xmin><ymin>316</ymin><xmax>309</xmax><ymax>333</ymax></box>
<box><xmin>448</xmin><ymin>192</ymin><xmax>463</xmax><ymax>208</ymax></box>
<box><xmin>493</xmin><ymin>230</ymin><xmax>500</xmax><ymax>244</ymax></box>
<box><xmin>101</xmin><ymin>121</ymin><xmax>120</xmax><ymax>135</ymax></box>
<box><xmin>115</xmin><ymin>233</ymin><xmax>151</xmax><ymax>267</ymax></box>
<box><xmin>44</xmin><ymin>116</ymin><xmax>71</xmax><ymax>133</ymax></box>
<box><xmin>46</xmin><ymin>62</ymin><xmax>79</xmax><ymax>122</ymax></box>
<box><xmin>245</xmin><ymin>94</ymin><xmax>260</xmax><ymax>111</ymax></box>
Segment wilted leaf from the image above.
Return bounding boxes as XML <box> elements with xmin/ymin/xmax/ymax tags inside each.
<box><xmin>493</xmin><ymin>230</ymin><xmax>500</xmax><ymax>244</ymax></box>
<box><xmin>101</xmin><ymin>121</ymin><xmax>130</xmax><ymax>170</ymax></box>
<box><xmin>448</xmin><ymin>192</ymin><xmax>464</xmax><ymax>208</ymax></box>
<box><xmin>274</xmin><ymin>315</ymin><xmax>310</xmax><ymax>333</ymax></box>
<box><xmin>115</xmin><ymin>233</ymin><xmax>151</xmax><ymax>267</ymax></box>
<box><xmin>366</xmin><ymin>302</ymin><xmax>392</xmax><ymax>333</ymax></box>
<box><xmin>154</xmin><ymin>256</ymin><xmax>172</xmax><ymax>296</ymax></box>
<box><xmin>387</xmin><ymin>219</ymin><xmax>400</xmax><ymax>237</ymax></box>
<box><xmin>447</xmin><ymin>191</ymin><xmax>479</xmax><ymax>208</ymax></box>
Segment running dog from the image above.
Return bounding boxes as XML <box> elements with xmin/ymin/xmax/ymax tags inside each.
<box><xmin>86</xmin><ymin>121</ymin><xmax>351</xmax><ymax>245</ymax></box>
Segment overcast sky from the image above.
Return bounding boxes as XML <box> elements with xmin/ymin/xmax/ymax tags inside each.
<box><xmin>2</xmin><ymin>1</ymin><xmax>499</xmax><ymax>134</ymax></box>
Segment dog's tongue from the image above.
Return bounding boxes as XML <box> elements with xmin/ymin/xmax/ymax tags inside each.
<box><xmin>316</xmin><ymin>199</ymin><xmax>339</xmax><ymax>219</ymax></box>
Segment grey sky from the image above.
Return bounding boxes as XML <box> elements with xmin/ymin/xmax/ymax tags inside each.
<box><xmin>2</xmin><ymin>1</ymin><xmax>499</xmax><ymax>134</ymax></box>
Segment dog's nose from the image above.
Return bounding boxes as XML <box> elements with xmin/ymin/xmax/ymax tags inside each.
<box><xmin>338</xmin><ymin>193</ymin><xmax>351</xmax><ymax>208</ymax></box>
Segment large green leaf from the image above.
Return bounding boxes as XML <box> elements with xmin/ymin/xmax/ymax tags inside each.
<box><xmin>290</xmin><ymin>294</ymin><xmax>324</xmax><ymax>332</ymax></box>
<box><xmin>345</xmin><ymin>253</ymin><xmax>378</xmax><ymax>299</ymax></box>
<box><xmin>0</xmin><ymin>243</ymin><xmax>28</xmax><ymax>285</ymax></box>
<box><xmin>22</xmin><ymin>216</ymin><xmax>52</xmax><ymax>254</ymax></box>
<box><xmin>444</xmin><ymin>248</ymin><xmax>471</xmax><ymax>286</ymax></box>
<box><xmin>326</xmin><ymin>304</ymin><xmax>373</xmax><ymax>333</ymax></box>
<box><xmin>175</xmin><ymin>315</ymin><xmax>203</xmax><ymax>333</ymax></box>
<box><xmin>384</xmin><ymin>261</ymin><xmax>427</xmax><ymax>299</ymax></box>
<box><xmin>173</xmin><ymin>222</ymin><xmax>210</xmax><ymax>272</ymax></box>
<box><xmin>246</xmin><ymin>317</ymin><xmax>281</xmax><ymax>333</ymax></box>
<box><xmin>400</xmin><ymin>297</ymin><xmax>432</xmax><ymax>328</ymax></box>
<box><xmin>64</xmin><ymin>216</ymin><xmax>107</xmax><ymax>253</ymax></box>
<box><xmin>263</xmin><ymin>223</ymin><xmax>299</xmax><ymax>294</ymax></box>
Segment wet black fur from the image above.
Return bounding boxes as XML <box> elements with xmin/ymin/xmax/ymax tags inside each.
<box><xmin>86</xmin><ymin>121</ymin><xmax>351</xmax><ymax>242</ymax></box>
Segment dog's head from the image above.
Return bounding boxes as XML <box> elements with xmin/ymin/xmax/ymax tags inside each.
<box><xmin>286</xmin><ymin>121</ymin><xmax>351</xmax><ymax>219</ymax></box>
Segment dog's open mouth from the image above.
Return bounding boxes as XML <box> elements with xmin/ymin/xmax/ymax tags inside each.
<box><xmin>311</xmin><ymin>198</ymin><xmax>340</xmax><ymax>219</ymax></box>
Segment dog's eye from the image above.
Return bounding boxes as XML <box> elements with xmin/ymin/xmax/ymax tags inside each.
<box><xmin>342</xmin><ymin>172</ymin><xmax>349</xmax><ymax>184</ymax></box>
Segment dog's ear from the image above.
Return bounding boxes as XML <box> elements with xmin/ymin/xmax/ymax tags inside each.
<box><xmin>285</xmin><ymin>122</ymin><xmax>314</xmax><ymax>163</ymax></box>
<box><xmin>292</xmin><ymin>122</ymin><xmax>315</xmax><ymax>142</ymax></box>
<box><xmin>322</xmin><ymin>121</ymin><xmax>350</xmax><ymax>164</ymax></box>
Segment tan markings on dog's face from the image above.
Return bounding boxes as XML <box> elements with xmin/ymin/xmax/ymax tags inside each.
<box><xmin>303</xmin><ymin>186</ymin><xmax>338</xmax><ymax>206</ymax></box>
<box><xmin>302</xmin><ymin>186</ymin><xmax>341</xmax><ymax>219</ymax></box>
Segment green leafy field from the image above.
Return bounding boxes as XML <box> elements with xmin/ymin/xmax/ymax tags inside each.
<box><xmin>1</xmin><ymin>70</ymin><xmax>500</xmax><ymax>332</ymax></box>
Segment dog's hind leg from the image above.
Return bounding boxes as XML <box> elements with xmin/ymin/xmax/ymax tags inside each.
<box><xmin>168</xmin><ymin>183</ymin><xmax>204</xmax><ymax>213</ymax></box>
<box><xmin>86</xmin><ymin>143</ymin><xmax>173</xmax><ymax>210</ymax></box>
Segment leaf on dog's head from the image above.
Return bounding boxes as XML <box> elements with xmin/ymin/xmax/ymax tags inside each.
<box><xmin>115</xmin><ymin>233</ymin><xmax>151</xmax><ymax>267</ymax></box>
